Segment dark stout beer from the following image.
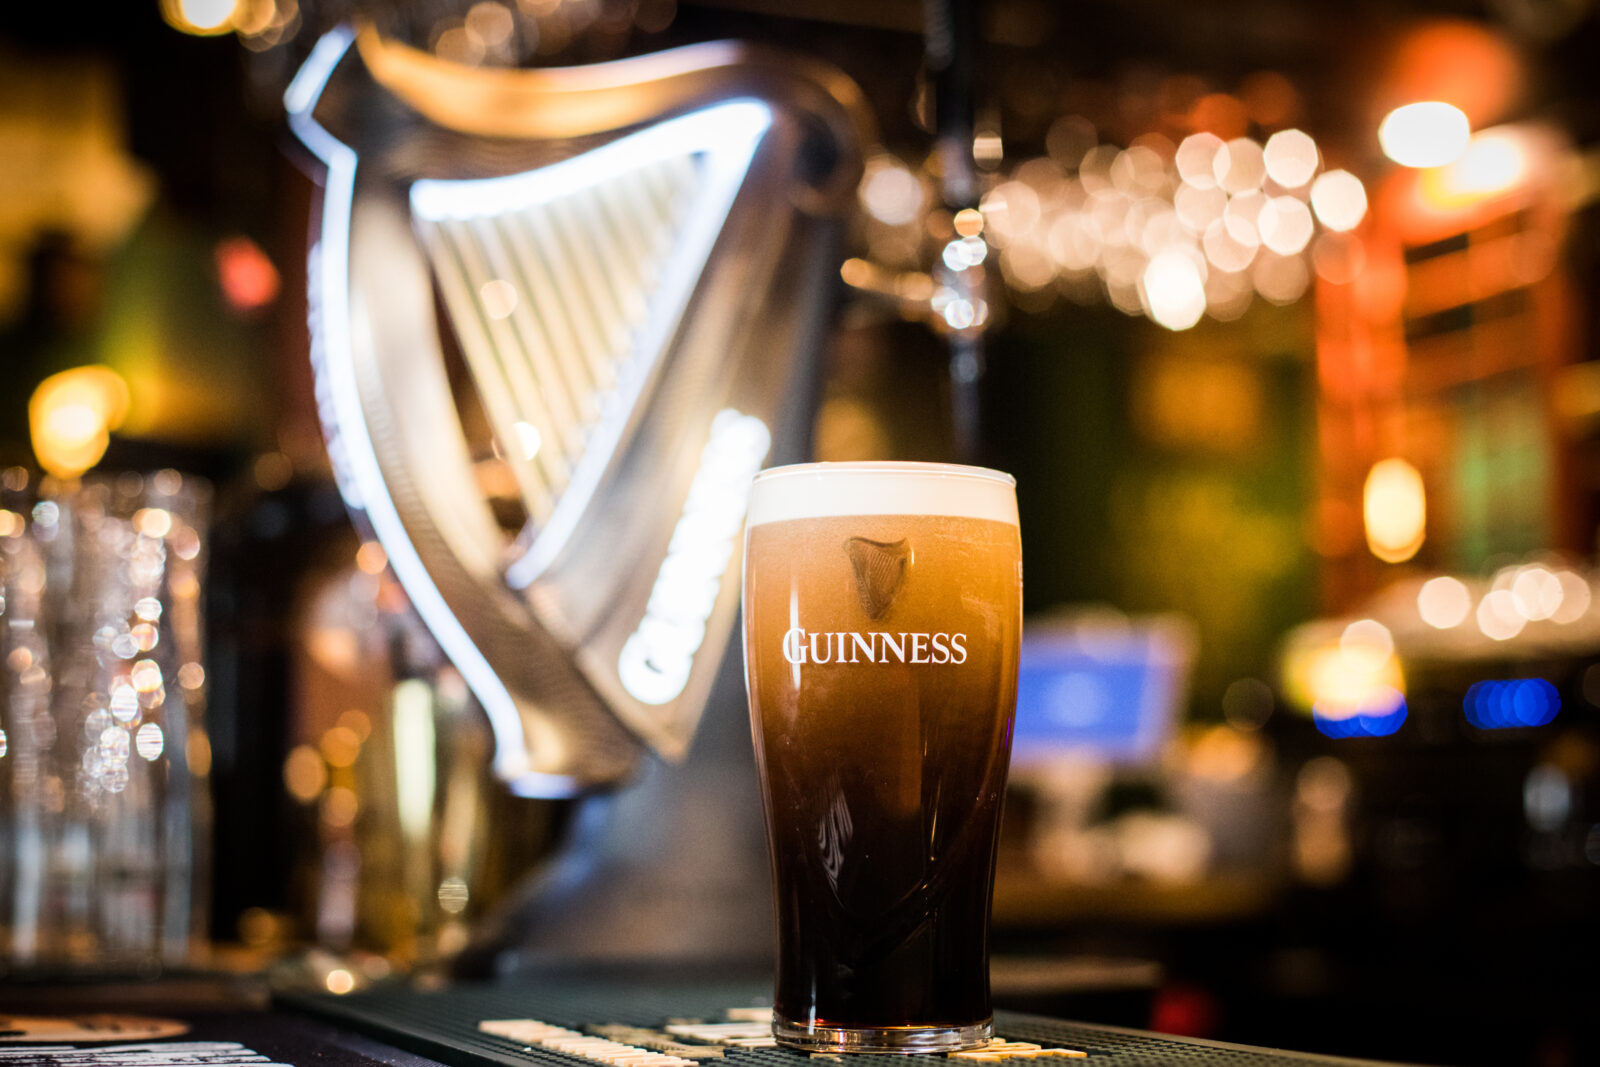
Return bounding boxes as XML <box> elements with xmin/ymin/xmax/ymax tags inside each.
<box><xmin>743</xmin><ymin>463</ymin><xmax>1021</xmax><ymax>1053</ymax></box>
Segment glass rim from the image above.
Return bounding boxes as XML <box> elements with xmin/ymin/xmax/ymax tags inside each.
<box><xmin>751</xmin><ymin>460</ymin><xmax>1015</xmax><ymax>488</ymax></box>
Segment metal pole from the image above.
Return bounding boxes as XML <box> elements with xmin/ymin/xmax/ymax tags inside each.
<box><xmin>925</xmin><ymin>0</ymin><xmax>986</xmax><ymax>464</ymax></box>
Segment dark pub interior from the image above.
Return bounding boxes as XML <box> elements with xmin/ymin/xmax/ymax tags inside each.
<box><xmin>3</xmin><ymin>2</ymin><xmax>1600</xmax><ymax>1065</ymax></box>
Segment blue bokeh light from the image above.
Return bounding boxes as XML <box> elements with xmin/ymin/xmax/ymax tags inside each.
<box><xmin>1312</xmin><ymin>689</ymin><xmax>1408</xmax><ymax>739</ymax></box>
<box><xmin>1463</xmin><ymin>678</ymin><xmax>1561</xmax><ymax>730</ymax></box>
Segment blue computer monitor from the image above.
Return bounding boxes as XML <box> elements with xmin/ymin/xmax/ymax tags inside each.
<box><xmin>1011</xmin><ymin>615</ymin><xmax>1193</xmax><ymax>768</ymax></box>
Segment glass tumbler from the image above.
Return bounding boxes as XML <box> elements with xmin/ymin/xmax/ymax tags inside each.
<box><xmin>0</xmin><ymin>467</ymin><xmax>210</xmax><ymax>975</ymax></box>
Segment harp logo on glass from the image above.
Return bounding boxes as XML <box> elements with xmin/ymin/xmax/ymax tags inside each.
<box><xmin>781</xmin><ymin>629</ymin><xmax>969</xmax><ymax>665</ymax></box>
<box><xmin>618</xmin><ymin>409</ymin><xmax>772</xmax><ymax>705</ymax></box>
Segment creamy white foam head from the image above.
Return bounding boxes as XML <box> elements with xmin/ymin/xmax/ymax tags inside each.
<box><xmin>747</xmin><ymin>462</ymin><xmax>1018</xmax><ymax>527</ymax></box>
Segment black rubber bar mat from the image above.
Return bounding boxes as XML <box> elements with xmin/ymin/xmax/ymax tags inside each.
<box><xmin>276</xmin><ymin>977</ymin><xmax>1420</xmax><ymax>1067</ymax></box>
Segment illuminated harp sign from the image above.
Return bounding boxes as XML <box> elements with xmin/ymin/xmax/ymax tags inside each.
<box><xmin>287</xmin><ymin>26</ymin><xmax>868</xmax><ymax>796</ymax></box>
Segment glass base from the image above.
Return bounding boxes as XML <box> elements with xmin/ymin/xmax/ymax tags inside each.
<box><xmin>772</xmin><ymin>1016</ymin><xmax>992</xmax><ymax>1054</ymax></box>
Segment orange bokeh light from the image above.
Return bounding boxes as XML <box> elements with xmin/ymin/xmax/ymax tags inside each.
<box><xmin>215</xmin><ymin>235</ymin><xmax>281</xmax><ymax>312</ymax></box>
<box><xmin>1378</xmin><ymin>20</ymin><xmax>1522</xmax><ymax>130</ymax></box>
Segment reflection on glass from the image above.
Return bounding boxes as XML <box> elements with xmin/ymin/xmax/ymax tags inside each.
<box><xmin>0</xmin><ymin>467</ymin><xmax>209</xmax><ymax>974</ymax></box>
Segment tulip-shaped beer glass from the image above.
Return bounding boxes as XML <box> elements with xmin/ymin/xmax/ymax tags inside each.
<box><xmin>743</xmin><ymin>462</ymin><xmax>1022</xmax><ymax>1053</ymax></box>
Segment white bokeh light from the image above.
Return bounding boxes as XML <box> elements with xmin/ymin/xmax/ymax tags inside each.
<box><xmin>1379</xmin><ymin>102</ymin><xmax>1471</xmax><ymax>168</ymax></box>
<box><xmin>1512</xmin><ymin>566</ymin><xmax>1564</xmax><ymax>621</ymax></box>
<box><xmin>860</xmin><ymin>159</ymin><xmax>925</xmax><ymax>226</ymax></box>
<box><xmin>1478</xmin><ymin>589</ymin><xmax>1526</xmax><ymax>641</ymax></box>
<box><xmin>1176</xmin><ymin>133</ymin><xmax>1225</xmax><ymax>189</ymax></box>
<box><xmin>1310</xmin><ymin>170</ymin><xmax>1367</xmax><ymax>232</ymax></box>
<box><xmin>981</xmin><ymin>181</ymin><xmax>1042</xmax><ymax>240</ymax></box>
<box><xmin>1174</xmin><ymin>183</ymin><xmax>1227</xmax><ymax>235</ymax></box>
<box><xmin>1253</xmin><ymin>252</ymin><xmax>1311</xmax><ymax>305</ymax></box>
<box><xmin>1263</xmin><ymin>129</ymin><xmax>1320</xmax><ymax>188</ymax></box>
<box><xmin>136</xmin><ymin>722</ymin><xmax>165</xmax><ymax>761</ymax></box>
<box><xmin>1203</xmin><ymin>217</ymin><xmax>1259</xmax><ymax>273</ymax></box>
<box><xmin>1552</xmin><ymin>572</ymin><xmax>1592</xmax><ymax>624</ymax></box>
<box><xmin>1417</xmin><ymin>576</ymin><xmax>1471</xmax><ymax>629</ymax></box>
<box><xmin>1142</xmin><ymin>250</ymin><xmax>1208</xmax><ymax>331</ymax></box>
<box><xmin>1258</xmin><ymin>196</ymin><xmax>1315</xmax><ymax>255</ymax></box>
<box><xmin>1214</xmin><ymin>138</ymin><xmax>1266</xmax><ymax>194</ymax></box>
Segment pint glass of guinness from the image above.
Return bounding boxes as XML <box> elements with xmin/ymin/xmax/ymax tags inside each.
<box><xmin>743</xmin><ymin>462</ymin><xmax>1021</xmax><ymax>1053</ymax></box>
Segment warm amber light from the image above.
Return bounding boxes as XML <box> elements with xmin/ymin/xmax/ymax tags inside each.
<box><xmin>1339</xmin><ymin>619</ymin><xmax>1394</xmax><ymax>668</ymax></box>
<box><xmin>29</xmin><ymin>366</ymin><xmax>131</xmax><ymax>480</ymax></box>
<box><xmin>322</xmin><ymin>786</ymin><xmax>359</xmax><ymax>828</ymax></box>
<box><xmin>337</xmin><ymin>708</ymin><xmax>373</xmax><ymax>742</ymax></box>
<box><xmin>1285</xmin><ymin>632</ymin><xmax>1405</xmax><ymax>720</ymax></box>
<box><xmin>134</xmin><ymin>508</ymin><xmax>173</xmax><ymax>539</ymax></box>
<box><xmin>162</xmin><ymin>0</ymin><xmax>239</xmax><ymax>35</ymax></box>
<box><xmin>320</xmin><ymin>725</ymin><xmax>362</xmax><ymax>769</ymax></box>
<box><xmin>1364</xmin><ymin>458</ymin><xmax>1426</xmax><ymax>563</ymax></box>
<box><xmin>355</xmin><ymin>541</ymin><xmax>389</xmax><ymax>575</ymax></box>
<box><xmin>187</xmin><ymin>729</ymin><xmax>212</xmax><ymax>776</ymax></box>
<box><xmin>1421</xmin><ymin>127</ymin><xmax>1528</xmax><ymax>208</ymax></box>
<box><xmin>283</xmin><ymin>744</ymin><xmax>328</xmax><ymax>802</ymax></box>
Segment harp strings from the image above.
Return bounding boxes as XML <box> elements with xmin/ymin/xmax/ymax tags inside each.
<box><xmin>416</xmin><ymin>152</ymin><xmax>700</xmax><ymax>528</ymax></box>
